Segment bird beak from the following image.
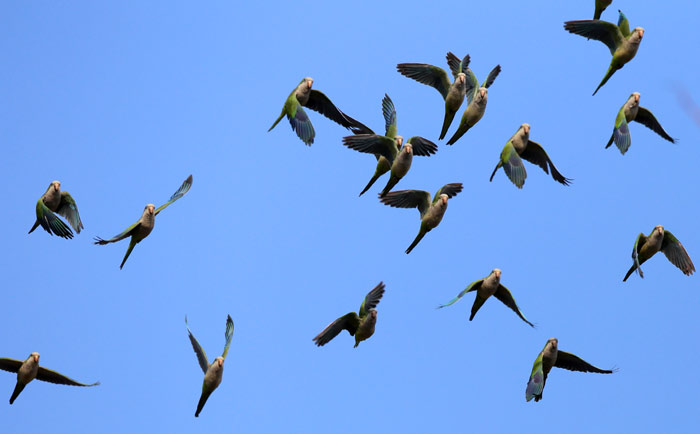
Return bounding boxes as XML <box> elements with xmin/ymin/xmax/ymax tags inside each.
<box><xmin>635</xmin><ymin>95</ymin><xmax>640</xmax><ymax>103</ymax></box>
<box><xmin>480</xmin><ymin>89</ymin><xmax>486</xmax><ymax>98</ymax></box>
<box><xmin>33</xmin><ymin>355</ymin><xmax>39</xmax><ymax>363</ymax></box>
<box><xmin>441</xmin><ymin>196</ymin><xmax>448</xmax><ymax>205</ymax></box>
<box><xmin>307</xmin><ymin>80</ymin><xmax>313</xmax><ymax>88</ymax></box>
<box><xmin>218</xmin><ymin>359</ymin><xmax>224</xmax><ymax>367</ymax></box>
<box><xmin>639</xmin><ymin>29</ymin><xmax>644</xmax><ymax>38</ymax></box>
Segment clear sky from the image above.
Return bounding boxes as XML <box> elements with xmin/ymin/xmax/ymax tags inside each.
<box><xmin>3</xmin><ymin>1</ymin><xmax>699</xmax><ymax>433</ymax></box>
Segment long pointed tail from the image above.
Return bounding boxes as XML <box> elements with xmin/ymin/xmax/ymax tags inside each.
<box><xmin>489</xmin><ymin>162</ymin><xmax>502</xmax><ymax>182</ymax></box>
<box><xmin>28</xmin><ymin>220</ymin><xmax>40</xmax><ymax>234</ymax></box>
<box><xmin>405</xmin><ymin>230</ymin><xmax>427</xmax><ymax>254</ymax></box>
<box><xmin>379</xmin><ymin>175</ymin><xmax>400</xmax><ymax>197</ymax></box>
<box><xmin>267</xmin><ymin>110</ymin><xmax>286</xmax><ymax>132</ymax></box>
<box><xmin>439</xmin><ymin>110</ymin><xmax>457</xmax><ymax>140</ymax></box>
<box><xmin>119</xmin><ymin>239</ymin><xmax>137</xmax><ymax>270</ymax></box>
<box><xmin>359</xmin><ymin>172</ymin><xmax>383</xmax><ymax>196</ymax></box>
<box><xmin>593</xmin><ymin>64</ymin><xmax>618</xmax><ymax>96</ymax></box>
<box><xmin>446</xmin><ymin>124</ymin><xmax>468</xmax><ymax>146</ymax></box>
<box><xmin>623</xmin><ymin>264</ymin><xmax>640</xmax><ymax>282</ymax></box>
<box><xmin>195</xmin><ymin>390</ymin><xmax>212</xmax><ymax>417</ymax></box>
<box><xmin>9</xmin><ymin>382</ymin><xmax>26</xmax><ymax>405</ymax></box>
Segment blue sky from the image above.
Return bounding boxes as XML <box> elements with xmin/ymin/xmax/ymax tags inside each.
<box><xmin>2</xmin><ymin>1</ymin><xmax>699</xmax><ymax>432</ymax></box>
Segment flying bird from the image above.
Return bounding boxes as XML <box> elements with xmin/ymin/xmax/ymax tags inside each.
<box><xmin>0</xmin><ymin>352</ymin><xmax>99</xmax><ymax>404</ymax></box>
<box><xmin>446</xmin><ymin>63</ymin><xmax>501</xmax><ymax>145</ymax></box>
<box><xmin>564</xmin><ymin>10</ymin><xmax>644</xmax><ymax>95</ymax></box>
<box><xmin>94</xmin><ymin>174</ymin><xmax>193</xmax><ymax>269</ymax></box>
<box><xmin>345</xmin><ymin>94</ymin><xmax>437</xmax><ymax>196</ymax></box>
<box><xmin>437</xmin><ymin>268</ymin><xmax>534</xmax><ymax>327</ymax></box>
<box><xmin>268</xmin><ymin>77</ymin><xmax>369</xmax><ymax>145</ymax></box>
<box><xmin>396</xmin><ymin>52</ymin><xmax>470</xmax><ymax>140</ymax></box>
<box><xmin>28</xmin><ymin>180</ymin><xmax>83</xmax><ymax>239</ymax></box>
<box><xmin>313</xmin><ymin>282</ymin><xmax>385</xmax><ymax>348</ymax></box>
<box><xmin>526</xmin><ymin>338</ymin><xmax>615</xmax><ymax>402</ymax></box>
<box><xmin>380</xmin><ymin>183</ymin><xmax>463</xmax><ymax>254</ymax></box>
<box><xmin>186</xmin><ymin>315</ymin><xmax>234</xmax><ymax>417</ymax></box>
<box><xmin>623</xmin><ymin>225</ymin><xmax>695</xmax><ymax>281</ymax></box>
<box><xmin>605</xmin><ymin>92</ymin><xmax>676</xmax><ymax>155</ymax></box>
<box><xmin>594</xmin><ymin>0</ymin><xmax>612</xmax><ymax>19</ymax></box>
<box><xmin>489</xmin><ymin>124</ymin><xmax>571</xmax><ymax>188</ymax></box>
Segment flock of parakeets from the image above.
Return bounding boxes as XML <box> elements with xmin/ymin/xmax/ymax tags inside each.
<box><xmin>2</xmin><ymin>1</ymin><xmax>695</xmax><ymax>417</ymax></box>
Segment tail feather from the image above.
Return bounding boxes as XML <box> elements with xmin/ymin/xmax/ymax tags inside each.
<box><xmin>489</xmin><ymin>162</ymin><xmax>501</xmax><ymax>182</ymax></box>
<box><xmin>359</xmin><ymin>172</ymin><xmax>383</xmax><ymax>196</ymax></box>
<box><xmin>592</xmin><ymin>64</ymin><xmax>618</xmax><ymax>96</ymax></box>
<box><xmin>195</xmin><ymin>389</ymin><xmax>212</xmax><ymax>417</ymax></box>
<box><xmin>267</xmin><ymin>110</ymin><xmax>286</xmax><ymax>132</ymax></box>
<box><xmin>9</xmin><ymin>382</ymin><xmax>26</xmax><ymax>405</ymax></box>
<box><xmin>379</xmin><ymin>175</ymin><xmax>400</xmax><ymax>197</ymax></box>
<box><xmin>28</xmin><ymin>220</ymin><xmax>40</xmax><ymax>234</ymax></box>
<box><xmin>446</xmin><ymin>124</ymin><xmax>469</xmax><ymax>146</ymax></box>
<box><xmin>623</xmin><ymin>263</ymin><xmax>641</xmax><ymax>281</ymax></box>
<box><xmin>604</xmin><ymin>131</ymin><xmax>614</xmax><ymax>149</ymax></box>
<box><xmin>405</xmin><ymin>230</ymin><xmax>427</xmax><ymax>254</ymax></box>
<box><xmin>119</xmin><ymin>239</ymin><xmax>137</xmax><ymax>270</ymax></box>
<box><xmin>439</xmin><ymin>110</ymin><xmax>457</xmax><ymax>140</ymax></box>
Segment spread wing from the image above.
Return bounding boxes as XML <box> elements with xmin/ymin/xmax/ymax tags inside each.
<box><xmin>382</xmin><ymin>94</ymin><xmax>397</xmax><ymax>138</ymax></box>
<box><xmin>446</xmin><ymin>52</ymin><xmax>470</xmax><ymax>78</ymax></box>
<box><xmin>155</xmin><ymin>174</ymin><xmax>193</xmax><ymax>215</ymax></box>
<box><xmin>499</xmin><ymin>141</ymin><xmax>527</xmax><ymax>188</ymax></box>
<box><xmin>405</xmin><ymin>136</ymin><xmax>438</xmax><ymax>157</ymax></box>
<box><xmin>93</xmin><ymin>220</ymin><xmax>140</xmax><ymax>245</ymax></box>
<box><xmin>634</xmin><ymin>107</ymin><xmax>676</xmax><ymax>143</ymax></box>
<box><xmin>632</xmin><ymin>232</ymin><xmax>648</xmax><ymax>277</ymax></box>
<box><xmin>34</xmin><ymin>198</ymin><xmax>74</xmax><ymax>239</ymax></box>
<box><xmin>464</xmin><ymin>68</ymin><xmax>480</xmax><ymax>104</ymax></box>
<box><xmin>526</xmin><ymin>350</ymin><xmax>545</xmax><ymax>402</ymax></box>
<box><xmin>221</xmin><ymin>315</ymin><xmax>234</xmax><ymax>359</ymax></box>
<box><xmin>0</xmin><ymin>358</ymin><xmax>23</xmax><ymax>373</ymax></box>
<box><xmin>185</xmin><ymin>316</ymin><xmax>209</xmax><ymax>374</ymax></box>
<box><xmin>481</xmin><ymin>65</ymin><xmax>502</xmax><ymax>89</ymax></box>
<box><xmin>493</xmin><ymin>285</ymin><xmax>535</xmax><ymax>327</ymax></box>
<box><xmin>57</xmin><ymin>192</ymin><xmax>84</xmax><ymax>233</ymax></box>
<box><xmin>396</xmin><ymin>63</ymin><xmax>452</xmax><ymax>100</ymax></box>
<box><xmin>521</xmin><ymin>141</ymin><xmax>572</xmax><ymax>186</ymax></box>
<box><xmin>661</xmin><ymin>231</ymin><xmax>696</xmax><ymax>276</ymax></box>
<box><xmin>433</xmin><ymin>183</ymin><xmax>463</xmax><ymax>203</ymax></box>
<box><xmin>563</xmin><ymin>20</ymin><xmax>623</xmax><ymax>55</ymax></box>
<box><xmin>305</xmin><ymin>89</ymin><xmax>370</xmax><ymax>133</ymax></box>
<box><xmin>436</xmin><ymin>279</ymin><xmax>483</xmax><ymax>309</ymax></box>
<box><xmin>342</xmin><ymin>134</ymin><xmax>398</xmax><ymax>164</ymax></box>
<box><xmin>608</xmin><ymin>106</ymin><xmax>631</xmax><ymax>154</ymax></box>
<box><xmin>379</xmin><ymin>189</ymin><xmax>432</xmax><ymax>218</ymax></box>
<box><xmin>312</xmin><ymin>313</ymin><xmax>360</xmax><ymax>347</ymax></box>
<box><xmin>359</xmin><ymin>282</ymin><xmax>386</xmax><ymax>317</ymax></box>
<box><xmin>35</xmin><ymin>366</ymin><xmax>100</xmax><ymax>387</ymax></box>
<box><xmin>554</xmin><ymin>351</ymin><xmax>615</xmax><ymax>374</ymax></box>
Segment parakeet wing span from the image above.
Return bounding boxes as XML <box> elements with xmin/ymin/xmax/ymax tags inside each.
<box><xmin>607</xmin><ymin>107</ymin><xmax>631</xmax><ymax>153</ymax></box>
<box><xmin>342</xmin><ymin>134</ymin><xmax>398</xmax><ymax>163</ymax></box>
<box><xmin>464</xmin><ymin>68</ymin><xmax>480</xmax><ymax>103</ymax></box>
<box><xmin>433</xmin><ymin>183</ymin><xmax>463</xmax><ymax>202</ymax></box>
<box><xmin>525</xmin><ymin>352</ymin><xmax>545</xmax><ymax>402</ymax></box>
<box><xmin>34</xmin><ymin>199</ymin><xmax>74</xmax><ymax>239</ymax></box>
<box><xmin>185</xmin><ymin>316</ymin><xmax>209</xmax><ymax>374</ymax></box>
<box><xmin>617</xmin><ymin>10</ymin><xmax>631</xmax><ymax>37</ymax></box>
<box><xmin>437</xmin><ymin>279</ymin><xmax>483</xmax><ymax>308</ymax></box>
<box><xmin>359</xmin><ymin>282</ymin><xmax>386</xmax><ymax>317</ymax></box>
<box><xmin>379</xmin><ymin>189</ymin><xmax>432</xmax><ymax>218</ymax></box>
<box><xmin>481</xmin><ymin>65</ymin><xmax>502</xmax><ymax>89</ymax></box>
<box><xmin>93</xmin><ymin>221</ymin><xmax>141</xmax><ymax>245</ymax></box>
<box><xmin>554</xmin><ymin>351</ymin><xmax>614</xmax><ymax>374</ymax></box>
<box><xmin>446</xmin><ymin>52</ymin><xmax>470</xmax><ymax>77</ymax></box>
<box><xmin>493</xmin><ymin>285</ymin><xmax>535</xmax><ymax>327</ymax></box>
<box><xmin>312</xmin><ymin>313</ymin><xmax>360</xmax><ymax>347</ymax></box>
<box><xmin>35</xmin><ymin>367</ymin><xmax>100</xmax><ymax>386</ymax></box>
<box><xmin>631</xmin><ymin>232</ymin><xmax>648</xmax><ymax>277</ymax></box>
<box><xmin>563</xmin><ymin>20</ymin><xmax>623</xmax><ymax>54</ymax></box>
<box><xmin>57</xmin><ymin>192</ymin><xmax>83</xmax><ymax>233</ymax></box>
<box><xmin>405</xmin><ymin>136</ymin><xmax>438</xmax><ymax>157</ymax></box>
<box><xmin>634</xmin><ymin>107</ymin><xmax>675</xmax><ymax>143</ymax></box>
<box><xmin>0</xmin><ymin>358</ymin><xmax>22</xmax><ymax>373</ymax></box>
<box><xmin>494</xmin><ymin>141</ymin><xmax>527</xmax><ymax>188</ymax></box>
<box><xmin>661</xmin><ymin>231</ymin><xmax>696</xmax><ymax>275</ymax></box>
<box><xmin>305</xmin><ymin>89</ymin><xmax>370</xmax><ymax>132</ymax></box>
<box><xmin>520</xmin><ymin>141</ymin><xmax>572</xmax><ymax>186</ymax></box>
<box><xmin>221</xmin><ymin>315</ymin><xmax>234</xmax><ymax>359</ymax></box>
<box><xmin>155</xmin><ymin>175</ymin><xmax>193</xmax><ymax>215</ymax></box>
<box><xmin>382</xmin><ymin>94</ymin><xmax>397</xmax><ymax>138</ymax></box>
<box><xmin>396</xmin><ymin>63</ymin><xmax>451</xmax><ymax>99</ymax></box>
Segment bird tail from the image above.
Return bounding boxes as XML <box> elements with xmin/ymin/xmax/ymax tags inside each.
<box><xmin>489</xmin><ymin>162</ymin><xmax>502</xmax><ymax>182</ymax></box>
<box><xmin>195</xmin><ymin>389</ymin><xmax>211</xmax><ymax>417</ymax></box>
<box><xmin>446</xmin><ymin>124</ymin><xmax>468</xmax><ymax>146</ymax></box>
<box><xmin>9</xmin><ymin>382</ymin><xmax>26</xmax><ymax>405</ymax></box>
<box><xmin>439</xmin><ymin>110</ymin><xmax>457</xmax><ymax>140</ymax></box>
<box><xmin>405</xmin><ymin>230</ymin><xmax>427</xmax><ymax>254</ymax></box>
<box><xmin>592</xmin><ymin>64</ymin><xmax>618</xmax><ymax>96</ymax></box>
<box><xmin>28</xmin><ymin>220</ymin><xmax>40</xmax><ymax>234</ymax></box>
<box><xmin>604</xmin><ymin>131</ymin><xmax>614</xmax><ymax>149</ymax></box>
<box><xmin>119</xmin><ymin>239</ymin><xmax>137</xmax><ymax>270</ymax></box>
<box><xmin>623</xmin><ymin>263</ymin><xmax>642</xmax><ymax>281</ymax></box>
<box><xmin>267</xmin><ymin>110</ymin><xmax>285</xmax><ymax>132</ymax></box>
<box><xmin>379</xmin><ymin>175</ymin><xmax>400</xmax><ymax>197</ymax></box>
<box><xmin>469</xmin><ymin>296</ymin><xmax>489</xmax><ymax>321</ymax></box>
<box><xmin>359</xmin><ymin>171</ymin><xmax>383</xmax><ymax>196</ymax></box>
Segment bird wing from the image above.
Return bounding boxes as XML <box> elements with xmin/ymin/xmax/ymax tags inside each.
<box><xmin>396</xmin><ymin>63</ymin><xmax>451</xmax><ymax>100</ymax></box>
<box><xmin>155</xmin><ymin>174</ymin><xmax>193</xmax><ymax>215</ymax></box>
<box><xmin>0</xmin><ymin>358</ymin><xmax>23</xmax><ymax>373</ymax></box>
<box><xmin>526</xmin><ymin>351</ymin><xmax>545</xmax><ymax>402</ymax></box>
<box><xmin>617</xmin><ymin>10</ymin><xmax>631</xmax><ymax>37</ymax></box>
<box><xmin>445</xmin><ymin>52</ymin><xmax>470</xmax><ymax>78</ymax></box>
<box><xmin>611</xmin><ymin>106</ymin><xmax>632</xmax><ymax>154</ymax></box>
<box><xmin>405</xmin><ymin>136</ymin><xmax>438</xmax><ymax>157</ymax></box>
<box><xmin>305</xmin><ymin>89</ymin><xmax>369</xmax><ymax>132</ymax></box>
<box><xmin>500</xmin><ymin>141</ymin><xmax>527</xmax><ymax>188</ymax></box>
<box><xmin>634</xmin><ymin>107</ymin><xmax>675</xmax><ymax>143</ymax></box>
<box><xmin>342</xmin><ymin>134</ymin><xmax>398</xmax><ymax>163</ymax></box>
<box><xmin>35</xmin><ymin>366</ymin><xmax>100</xmax><ymax>386</ymax></box>
<box><xmin>93</xmin><ymin>220</ymin><xmax>141</xmax><ymax>245</ymax></box>
<box><xmin>481</xmin><ymin>65</ymin><xmax>502</xmax><ymax>89</ymax></box>
<box><xmin>221</xmin><ymin>315</ymin><xmax>235</xmax><ymax>359</ymax></box>
<box><xmin>661</xmin><ymin>231</ymin><xmax>696</xmax><ymax>276</ymax></box>
<box><xmin>379</xmin><ymin>189</ymin><xmax>432</xmax><ymax>218</ymax></box>
<box><xmin>554</xmin><ymin>351</ymin><xmax>614</xmax><ymax>374</ymax></box>
<box><xmin>382</xmin><ymin>94</ymin><xmax>397</xmax><ymax>138</ymax></box>
<box><xmin>57</xmin><ymin>191</ymin><xmax>84</xmax><ymax>233</ymax></box>
<box><xmin>35</xmin><ymin>198</ymin><xmax>74</xmax><ymax>239</ymax></box>
<box><xmin>312</xmin><ymin>313</ymin><xmax>360</xmax><ymax>347</ymax></box>
<box><xmin>436</xmin><ymin>279</ymin><xmax>483</xmax><ymax>308</ymax></box>
<box><xmin>185</xmin><ymin>316</ymin><xmax>209</xmax><ymax>374</ymax></box>
<box><xmin>563</xmin><ymin>20</ymin><xmax>623</xmax><ymax>55</ymax></box>
<box><xmin>521</xmin><ymin>140</ymin><xmax>572</xmax><ymax>186</ymax></box>
<box><xmin>432</xmin><ymin>183</ymin><xmax>463</xmax><ymax>203</ymax></box>
<box><xmin>464</xmin><ymin>68</ymin><xmax>480</xmax><ymax>104</ymax></box>
<box><xmin>493</xmin><ymin>285</ymin><xmax>535</xmax><ymax>327</ymax></box>
<box><xmin>632</xmin><ymin>232</ymin><xmax>648</xmax><ymax>275</ymax></box>
<box><xmin>359</xmin><ymin>282</ymin><xmax>386</xmax><ymax>317</ymax></box>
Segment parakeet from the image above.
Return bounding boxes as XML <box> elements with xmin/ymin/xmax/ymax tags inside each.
<box><xmin>446</xmin><ymin>63</ymin><xmax>501</xmax><ymax>145</ymax></box>
<box><xmin>186</xmin><ymin>315</ymin><xmax>234</xmax><ymax>417</ymax></box>
<box><xmin>313</xmin><ymin>282</ymin><xmax>385</xmax><ymax>348</ymax></box>
<box><xmin>594</xmin><ymin>0</ymin><xmax>612</xmax><ymax>20</ymax></box>
<box><xmin>268</xmin><ymin>77</ymin><xmax>370</xmax><ymax>145</ymax></box>
<box><xmin>526</xmin><ymin>338</ymin><xmax>615</xmax><ymax>402</ymax></box>
<box><xmin>564</xmin><ymin>10</ymin><xmax>644</xmax><ymax>95</ymax></box>
<box><xmin>396</xmin><ymin>52</ymin><xmax>470</xmax><ymax>139</ymax></box>
<box><xmin>0</xmin><ymin>352</ymin><xmax>99</xmax><ymax>404</ymax></box>
<box><xmin>489</xmin><ymin>124</ymin><xmax>571</xmax><ymax>188</ymax></box>
<box><xmin>379</xmin><ymin>183</ymin><xmax>463</xmax><ymax>254</ymax></box>
<box><xmin>94</xmin><ymin>174</ymin><xmax>193</xmax><ymax>269</ymax></box>
<box><xmin>605</xmin><ymin>92</ymin><xmax>676</xmax><ymax>154</ymax></box>
<box><xmin>28</xmin><ymin>180</ymin><xmax>83</xmax><ymax>239</ymax></box>
<box><xmin>437</xmin><ymin>269</ymin><xmax>534</xmax><ymax>327</ymax></box>
<box><xmin>623</xmin><ymin>225</ymin><xmax>695</xmax><ymax>281</ymax></box>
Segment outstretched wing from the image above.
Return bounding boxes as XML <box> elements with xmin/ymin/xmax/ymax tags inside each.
<box><xmin>500</xmin><ymin>141</ymin><xmax>527</xmax><ymax>188</ymax></box>
<box><xmin>359</xmin><ymin>282</ymin><xmax>386</xmax><ymax>317</ymax></box>
<box><xmin>617</xmin><ymin>10</ymin><xmax>631</xmax><ymax>37</ymax></box>
<box><xmin>526</xmin><ymin>350</ymin><xmax>545</xmax><ymax>402</ymax></box>
<box><xmin>382</xmin><ymin>94</ymin><xmax>397</xmax><ymax>138</ymax></box>
<box><xmin>0</xmin><ymin>358</ymin><xmax>23</xmax><ymax>373</ymax></box>
<box><xmin>305</xmin><ymin>89</ymin><xmax>369</xmax><ymax>133</ymax></box>
<box><xmin>563</xmin><ymin>20</ymin><xmax>623</xmax><ymax>55</ymax></box>
<box><xmin>396</xmin><ymin>63</ymin><xmax>452</xmax><ymax>100</ymax></box>
<box><xmin>155</xmin><ymin>175</ymin><xmax>193</xmax><ymax>216</ymax></box>
<box><xmin>379</xmin><ymin>189</ymin><xmax>432</xmax><ymax>218</ymax></box>
<box><xmin>312</xmin><ymin>313</ymin><xmax>360</xmax><ymax>347</ymax></box>
<box><xmin>405</xmin><ymin>136</ymin><xmax>438</xmax><ymax>157</ymax></box>
<box><xmin>521</xmin><ymin>141</ymin><xmax>572</xmax><ymax>186</ymax></box>
<box><xmin>436</xmin><ymin>279</ymin><xmax>483</xmax><ymax>309</ymax></box>
<box><xmin>661</xmin><ymin>231</ymin><xmax>696</xmax><ymax>276</ymax></box>
<box><xmin>35</xmin><ymin>366</ymin><xmax>100</xmax><ymax>387</ymax></box>
<box><xmin>631</xmin><ymin>232</ymin><xmax>648</xmax><ymax>277</ymax></box>
<box><xmin>185</xmin><ymin>316</ymin><xmax>209</xmax><ymax>374</ymax></box>
<box><xmin>464</xmin><ymin>68</ymin><xmax>480</xmax><ymax>104</ymax></box>
<box><xmin>342</xmin><ymin>134</ymin><xmax>398</xmax><ymax>164</ymax></box>
<box><xmin>34</xmin><ymin>198</ymin><xmax>74</xmax><ymax>239</ymax></box>
<box><xmin>554</xmin><ymin>351</ymin><xmax>615</xmax><ymax>374</ymax></box>
<box><xmin>481</xmin><ymin>65</ymin><xmax>502</xmax><ymax>89</ymax></box>
<box><xmin>221</xmin><ymin>315</ymin><xmax>235</xmax><ymax>359</ymax></box>
<box><xmin>493</xmin><ymin>285</ymin><xmax>535</xmax><ymax>327</ymax></box>
<box><xmin>57</xmin><ymin>192</ymin><xmax>84</xmax><ymax>233</ymax></box>
<box><xmin>634</xmin><ymin>107</ymin><xmax>676</xmax><ymax>143</ymax></box>
<box><xmin>609</xmin><ymin>107</ymin><xmax>631</xmax><ymax>154</ymax></box>
<box><xmin>433</xmin><ymin>183</ymin><xmax>463</xmax><ymax>203</ymax></box>
<box><xmin>93</xmin><ymin>221</ymin><xmax>140</xmax><ymax>245</ymax></box>
<box><xmin>446</xmin><ymin>52</ymin><xmax>470</xmax><ymax>78</ymax></box>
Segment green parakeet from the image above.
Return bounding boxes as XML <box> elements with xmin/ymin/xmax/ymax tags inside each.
<box><xmin>379</xmin><ymin>183</ymin><xmax>463</xmax><ymax>254</ymax></box>
<box><xmin>564</xmin><ymin>10</ymin><xmax>644</xmax><ymax>95</ymax></box>
<box><xmin>268</xmin><ymin>77</ymin><xmax>370</xmax><ymax>145</ymax></box>
<box><xmin>396</xmin><ymin>52</ymin><xmax>470</xmax><ymax>140</ymax></box>
<box><xmin>606</xmin><ymin>92</ymin><xmax>676</xmax><ymax>155</ymax></box>
<box><xmin>594</xmin><ymin>0</ymin><xmax>612</xmax><ymax>20</ymax></box>
<box><xmin>186</xmin><ymin>315</ymin><xmax>234</xmax><ymax>417</ymax></box>
<box><xmin>446</xmin><ymin>63</ymin><xmax>501</xmax><ymax>145</ymax></box>
<box><xmin>437</xmin><ymin>269</ymin><xmax>534</xmax><ymax>327</ymax></box>
<box><xmin>28</xmin><ymin>180</ymin><xmax>83</xmax><ymax>239</ymax></box>
<box><xmin>623</xmin><ymin>225</ymin><xmax>695</xmax><ymax>281</ymax></box>
<box><xmin>0</xmin><ymin>352</ymin><xmax>99</xmax><ymax>404</ymax></box>
<box><xmin>489</xmin><ymin>124</ymin><xmax>571</xmax><ymax>188</ymax></box>
<box><xmin>313</xmin><ymin>282</ymin><xmax>385</xmax><ymax>348</ymax></box>
<box><xmin>526</xmin><ymin>338</ymin><xmax>615</xmax><ymax>402</ymax></box>
<box><xmin>94</xmin><ymin>174</ymin><xmax>193</xmax><ymax>269</ymax></box>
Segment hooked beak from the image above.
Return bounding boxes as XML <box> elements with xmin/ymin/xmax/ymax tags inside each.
<box><xmin>441</xmin><ymin>196</ymin><xmax>448</xmax><ymax>205</ymax></box>
<box><xmin>218</xmin><ymin>359</ymin><xmax>224</xmax><ymax>367</ymax></box>
<box><xmin>307</xmin><ymin>80</ymin><xmax>313</xmax><ymax>89</ymax></box>
<box><xmin>33</xmin><ymin>354</ymin><xmax>39</xmax><ymax>363</ymax></box>
<box><xmin>635</xmin><ymin>94</ymin><xmax>640</xmax><ymax>103</ymax></box>
<box><xmin>639</xmin><ymin>29</ymin><xmax>644</xmax><ymax>38</ymax></box>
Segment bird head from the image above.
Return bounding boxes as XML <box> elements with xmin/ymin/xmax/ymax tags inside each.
<box><xmin>440</xmin><ymin>194</ymin><xmax>448</xmax><ymax>206</ymax></box>
<box><xmin>476</xmin><ymin>87</ymin><xmax>488</xmax><ymax>103</ymax></box>
<box><xmin>521</xmin><ymin>123</ymin><xmax>531</xmax><ymax>135</ymax></box>
<box><xmin>215</xmin><ymin>356</ymin><xmax>224</xmax><ymax>367</ymax></box>
<box><xmin>30</xmin><ymin>352</ymin><xmax>40</xmax><ymax>363</ymax></box>
<box><xmin>146</xmin><ymin>204</ymin><xmax>156</xmax><ymax>215</ymax></box>
<box><xmin>403</xmin><ymin>142</ymin><xmax>413</xmax><ymax>155</ymax></box>
<box><xmin>655</xmin><ymin>225</ymin><xmax>665</xmax><ymax>237</ymax></box>
<box><xmin>457</xmin><ymin>73</ymin><xmax>466</xmax><ymax>85</ymax></box>
<box><xmin>51</xmin><ymin>181</ymin><xmax>61</xmax><ymax>192</ymax></box>
<box><xmin>629</xmin><ymin>92</ymin><xmax>641</xmax><ymax>107</ymax></box>
<box><xmin>396</xmin><ymin>135</ymin><xmax>404</xmax><ymax>148</ymax></box>
<box><xmin>493</xmin><ymin>268</ymin><xmax>502</xmax><ymax>280</ymax></box>
<box><xmin>303</xmin><ymin>77</ymin><xmax>313</xmax><ymax>90</ymax></box>
<box><xmin>547</xmin><ymin>337</ymin><xmax>558</xmax><ymax>349</ymax></box>
<box><xmin>369</xmin><ymin>309</ymin><xmax>378</xmax><ymax>320</ymax></box>
<box><xmin>632</xmin><ymin>27</ymin><xmax>644</xmax><ymax>42</ymax></box>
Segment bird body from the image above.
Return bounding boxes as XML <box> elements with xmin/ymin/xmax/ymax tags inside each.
<box><xmin>606</xmin><ymin>92</ymin><xmax>676</xmax><ymax>154</ymax></box>
<box><xmin>29</xmin><ymin>181</ymin><xmax>84</xmax><ymax>239</ymax></box>
<box><xmin>623</xmin><ymin>225</ymin><xmax>695</xmax><ymax>281</ymax></box>
<box><xmin>446</xmin><ymin>64</ymin><xmax>501</xmax><ymax>145</ymax></box>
